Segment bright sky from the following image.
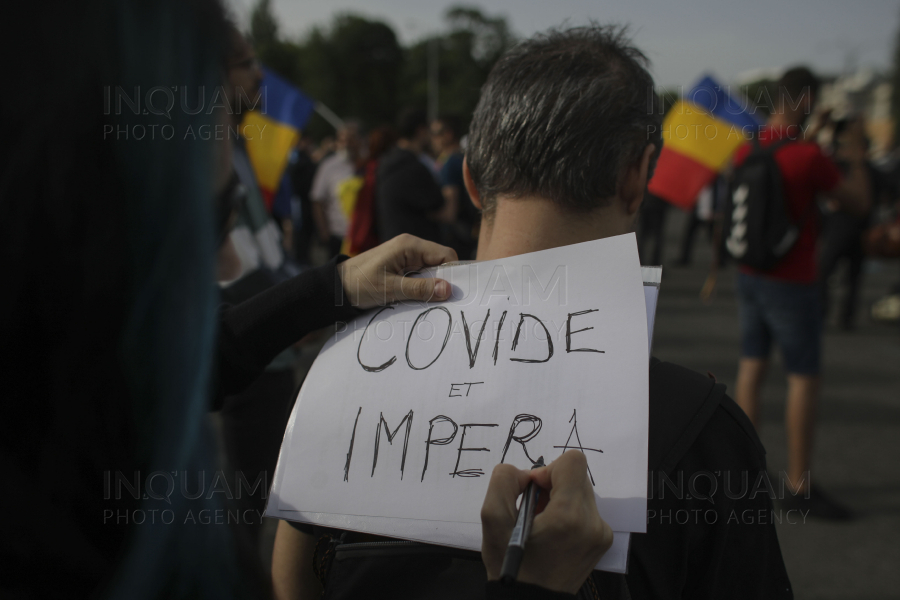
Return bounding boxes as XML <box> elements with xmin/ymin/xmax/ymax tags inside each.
<box><xmin>225</xmin><ymin>0</ymin><xmax>899</xmax><ymax>88</ymax></box>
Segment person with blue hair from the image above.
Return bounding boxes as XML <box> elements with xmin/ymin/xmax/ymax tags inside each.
<box><xmin>0</xmin><ymin>1</ymin><xmax>455</xmax><ymax>598</ymax></box>
<box><xmin>2</xmin><ymin>2</ymin><xmax>622</xmax><ymax>598</ymax></box>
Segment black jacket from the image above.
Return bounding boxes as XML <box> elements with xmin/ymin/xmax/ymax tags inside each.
<box><xmin>214</xmin><ymin>257</ymin><xmax>359</xmax><ymax>408</ymax></box>
<box><xmin>293</xmin><ymin>359</ymin><xmax>793</xmax><ymax>600</ymax></box>
<box><xmin>376</xmin><ymin>148</ymin><xmax>444</xmax><ymax>244</ymax></box>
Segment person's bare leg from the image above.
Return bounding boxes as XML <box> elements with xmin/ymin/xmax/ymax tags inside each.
<box><xmin>735</xmin><ymin>357</ymin><xmax>768</xmax><ymax>428</ymax></box>
<box><xmin>784</xmin><ymin>373</ymin><xmax>819</xmax><ymax>494</ymax></box>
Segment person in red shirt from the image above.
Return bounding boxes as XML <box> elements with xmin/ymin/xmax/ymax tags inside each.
<box><xmin>732</xmin><ymin>67</ymin><xmax>870</xmax><ymax>519</ymax></box>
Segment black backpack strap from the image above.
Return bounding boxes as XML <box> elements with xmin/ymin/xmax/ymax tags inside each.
<box><xmin>648</xmin><ymin>358</ymin><xmax>727</xmax><ymax>475</ymax></box>
<box><xmin>757</xmin><ymin>137</ymin><xmax>818</xmax><ymax>230</ymax></box>
<box><xmin>581</xmin><ymin>361</ymin><xmax>725</xmax><ymax>600</ymax></box>
<box><xmin>746</xmin><ymin>136</ymin><xmax>792</xmax><ymax>158</ymax></box>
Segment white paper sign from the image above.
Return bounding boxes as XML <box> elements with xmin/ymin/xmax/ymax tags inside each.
<box><xmin>272</xmin><ymin>234</ymin><xmax>649</xmax><ymax>533</ymax></box>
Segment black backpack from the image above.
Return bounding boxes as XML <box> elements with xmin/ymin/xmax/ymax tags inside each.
<box><xmin>306</xmin><ymin>359</ymin><xmax>728</xmax><ymax>600</ymax></box>
<box><xmin>724</xmin><ymin>139</ymin><xmax>800</xmax><ymax>270</ymax></box>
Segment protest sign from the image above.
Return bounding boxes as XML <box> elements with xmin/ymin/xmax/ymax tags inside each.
<box><xmin>270</xmin><ymin>234</ymin><xmax>649</xmax><ymax>534</ymax></box>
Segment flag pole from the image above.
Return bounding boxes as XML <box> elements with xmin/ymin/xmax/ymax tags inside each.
<box><xmin>315</xmin><ymin>102</ymin><xmax>344</xmax><ymax>131</ymax></box>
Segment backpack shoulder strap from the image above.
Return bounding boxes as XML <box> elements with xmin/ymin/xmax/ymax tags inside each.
<box><xmin>648</xmin><ymin>358</ymin><xmax>727</xmax><ymax>474</ymax></box>
<box><xmin>756</xmin><ymin>136</ymin><xmax>794</xmax><ymax>156</ymax></box>
<box><xmin>759</xmin><ymin>137</ymin><xmax>817</xmax><ymax>228</ymax></box>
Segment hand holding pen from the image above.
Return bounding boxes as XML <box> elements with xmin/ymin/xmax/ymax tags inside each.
<box><xmin>480</xmin><ymin>450</ymin><xmax>614</xmax><ymax>595</ymax></box>
<box><xmin>499</xmin><ymin>456</ymin><xmax>546</xmax><ymax>582</ymax></box>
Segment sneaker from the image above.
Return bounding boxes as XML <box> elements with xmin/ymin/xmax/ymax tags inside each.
<box><xmin>871</xmin><ymin>294</ymin><xmax>900</xmax><ymax>322</ymax></box>
<box><xmin>779</xmin><ymin>485</ymin><xmax>852</xmax><ymax>521</ymax></box>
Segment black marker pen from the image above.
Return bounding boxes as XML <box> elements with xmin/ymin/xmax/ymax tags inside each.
<box><xmin>499</xmin><ymin>456</ymin><xmax>545</xmax><ymax>583</ymax></box>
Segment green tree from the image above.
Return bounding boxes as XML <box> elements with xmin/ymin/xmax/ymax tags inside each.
<box><xmin>297</xmin><ymin>14</ymin><xmax>403</xmax><ymax>130</ymax></box>
<box><xmin>444</xmin><ymin>6</ymin><xmax>513</xmax><ymax>65</ymax></box>
<box><xmin>246</xmin><ymin>2</ymin><xmax>404</xmax><ymax>139</ymax></box>
<box><xmin>892</xmin><ymin>9</ymin><xmax>900</xmax><ymax>145</ymax></box>
<box><xmin>401</xmin><ymin>5</ymin><xmax>515</xmax><ymax>129</ymax></box>
<box><xmin>250</xmin><ymin>0</ymin><xmax>278</xmax><ymax>49</ymax></box>
<box><xmin>249</xmin><ymin>0</ymin><xmax>305</xmax><ymax>88</ymax></box>
<box><xmin>242</xmin><ymin>1</ymin><xmax>514</xmax><ymax>139</ymax></box>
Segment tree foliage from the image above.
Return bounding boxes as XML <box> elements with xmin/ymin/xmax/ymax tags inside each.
<box><xmin>249</xmin><ymin>0</ymin><xmax>304</xmax><ymax>85</ymax></box>
<box><xmin>247</xmin><ymin>0</ymin><xmax>514</xmax><ymax>140</ymax></box>
<box><xmin>401</xmin><ymin>6</ymin><xmax>514</xmax><ymax>127</ymax></box>
<box><xmin>250</xmin><ymin>0</ymin><xmax>278</xmax><ymax>48</ymax></box>
<box><xmin>892</xmin><ymin>8</ymin><xmax>900</xmax><ymax>145</ymax></box>
<box><xmin>299</xmin><ymin>15</ymin><xmax>403</xmax><ymax>127</ymax></box>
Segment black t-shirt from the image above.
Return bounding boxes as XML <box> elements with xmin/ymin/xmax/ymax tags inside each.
<box><xmin>620</xmin><ymin>361</ymin><xmax>792</xmax><ymax>599</ymax></box>
<box><xmin>288</xmin><ymin>360</ymin><xmax>793</xmax><ymax>600</ymax></box>
<box><xmin>376</xmin><ymin>147</ymin><xmax>444</xmax><ymax>244</ymax></box>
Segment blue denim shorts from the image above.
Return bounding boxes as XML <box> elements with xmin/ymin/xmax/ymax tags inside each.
<box><xmin>736</xmin><ymin>272</ymin><xmax>822</xmax><ymax>375</ymax></box>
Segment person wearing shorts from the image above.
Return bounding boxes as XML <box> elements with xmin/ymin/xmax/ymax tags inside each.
<box><xmin>732</xmin><ymin>67</ymin><xmax>871</xmax><ymax>519</ymax></box>
<box><xmin>737</xmin><ymin>274</ymin><xmax>822</xmax><ymax>375</ymax></box>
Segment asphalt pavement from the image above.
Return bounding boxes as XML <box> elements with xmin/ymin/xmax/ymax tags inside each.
<box><xmin>651</xmin><ymin>210</ymin><xmax>900</xmax><ymax>600</ymax></box>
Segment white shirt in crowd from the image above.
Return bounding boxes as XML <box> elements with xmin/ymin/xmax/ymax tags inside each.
<box><xmin>311</xmin><ymin>150</ymin><xmax>355</xmax><ymax>238</ymax></box>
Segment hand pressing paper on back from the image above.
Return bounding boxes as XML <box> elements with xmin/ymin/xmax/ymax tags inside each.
<box><xmin>481</xmin><ymin>450</ymin><xmax>613</xmax><ymax>597</ymax></box>
<box><xmin>337</xmin><ymin>233</ymin><xmax>457</xmax><ymax>309</ymax></box>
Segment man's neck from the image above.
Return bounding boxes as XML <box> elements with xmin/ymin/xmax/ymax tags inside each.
<box><xmin>476</xmin><ymin>195</ymin><xmax>632</xmax><ymax>261</ymax></box>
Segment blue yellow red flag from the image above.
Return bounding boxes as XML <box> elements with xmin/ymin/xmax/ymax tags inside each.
<box><xmin>647</xmin><ymin>75</ymin><xmax>762</xmax><ymax>210</ymax></box>
<box><xmin>244</xmin><ymin>68</ymin><xmax>315</xmax><ymax>205</ymax></box>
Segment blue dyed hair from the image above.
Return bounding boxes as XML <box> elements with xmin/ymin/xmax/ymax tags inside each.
<box><xmin>0</xmin><ymin>0</ymin><xmax>264</xmax><ymax>597</ymax></box>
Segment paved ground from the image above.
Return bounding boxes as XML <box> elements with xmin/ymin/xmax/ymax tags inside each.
<box><xmin>651</xmin><ymin>210</ymin><xmax>900</xmax><ymax>600</ymax></box>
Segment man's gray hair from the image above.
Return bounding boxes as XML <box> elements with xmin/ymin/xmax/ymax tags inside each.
<box><xmin>466</xmin><ymin>25</ymin><xmax>662</xmax><ymax>216</ymax></box>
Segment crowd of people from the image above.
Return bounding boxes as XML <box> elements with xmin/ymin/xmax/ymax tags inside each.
<box><xmin>637</xmin><ymin>109</ymin><xmax>900</xmax><ymax>331</ymax></box>
<box><xmin>275</xmin><ymin>107</ymin><xmax>479</xmax><ymax>267</ymax></box>
<box><xmin>4</xmin><ymin>0</ymin><xmax>900</xmax><ymax>599</ymax></box>
<box><xmin>634</xmin><ymin>70</ymin><xmax>900</xmax><ymax>523</ymax></box>
<box><xmin>212</xmin><ymin>32</ymin><xmax>488</xmax><ymax>561</ymax></box>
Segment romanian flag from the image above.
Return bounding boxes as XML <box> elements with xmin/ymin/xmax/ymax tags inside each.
<box><xmin>647</xmin><ymin>76</ymin><xmax>762</xmax><ymax>210</ymax></box>
<box><xmin>244</xmin><ymin>68</ymin><xmax>316</xmax><ymax>206</ymax></box>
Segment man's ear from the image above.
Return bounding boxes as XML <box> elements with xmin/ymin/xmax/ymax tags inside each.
<box><xmin>462</xmin><ymin>157</ymin><xmax>482</xmax><ymax>211</ymax></box>
<box><xmin>621</xmin><ymin>144</ymin><xmax>656</xmax><ymax>216</ymax></box>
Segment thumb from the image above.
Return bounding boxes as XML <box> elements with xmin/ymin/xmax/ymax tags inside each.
<box><xmin>395</xmin><ymin>276</ymin><xmax>452</xmax><ymax>303</ymax></box>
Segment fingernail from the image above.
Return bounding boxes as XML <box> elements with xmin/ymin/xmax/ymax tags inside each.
<box><xmin>434</xmin><ymin>280</ymin><xmax>450</xmax><ymax>300</ymax></box>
